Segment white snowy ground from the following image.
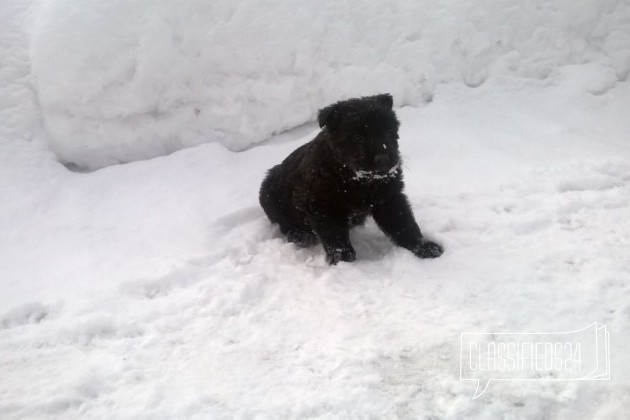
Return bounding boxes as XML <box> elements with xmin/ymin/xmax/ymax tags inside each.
<box><xmin>2</xmin><ymin>1</ymin><xmax>630</xmax><ymax>419</ymax></box>
<box><xmin>2</xmin><ymin>79</ymin><xmax>630</xmax><ymax>418</ymax></box>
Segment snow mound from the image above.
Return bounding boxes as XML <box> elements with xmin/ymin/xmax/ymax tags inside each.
<box><xmin>31</xmin><ymin>0</ymin><xmax>630</xmax><ymax>169</ymax></box>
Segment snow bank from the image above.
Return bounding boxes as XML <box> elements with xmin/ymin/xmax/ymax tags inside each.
<box><xmin>31</xmin><ymin>0</ymin><xmax>630</xmax><ymax>169</ymax></box>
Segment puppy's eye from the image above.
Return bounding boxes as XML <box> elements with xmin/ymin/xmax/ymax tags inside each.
<box><xmin>352</xmin><ymin>135</ymin><xmax>364</xmax><ymax>144</ymax></box>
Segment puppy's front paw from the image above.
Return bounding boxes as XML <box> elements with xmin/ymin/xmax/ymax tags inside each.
<box><xmin>412</xmin><ymin>239</ymin><xmax>444</xmax><ymax>259</ymax></box>
<box><xmin>326</xmin><ymin>246</ymin><xmax>356</xmax><ymax>265</ymax></box>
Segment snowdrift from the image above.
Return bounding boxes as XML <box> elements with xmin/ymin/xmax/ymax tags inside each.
<box><xmin>31</xmin><ymin>0</ymin><xmax>630</xmax><ymax>169</ymax></box>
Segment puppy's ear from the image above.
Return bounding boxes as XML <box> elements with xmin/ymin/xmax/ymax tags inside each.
<box><xmin>375</xmin><ymin>93</ymin><xmax>393</xmax><ymax>110</ymax></box>
<box><xmin>318</xmin><ymin>104</ymin><xmax>342</xmax><ymax>130</ymax></box>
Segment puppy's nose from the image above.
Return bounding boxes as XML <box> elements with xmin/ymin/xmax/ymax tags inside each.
<box><xmin>373</xmin><ymin>154</ymin><xmax>390</xmax><ymax>169</ymax></box>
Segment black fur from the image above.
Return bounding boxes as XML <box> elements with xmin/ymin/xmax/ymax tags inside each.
<box><xmin>259</xmin><ymin>93</ymin><xmax>443</xmax><ymax>264</ymax></box>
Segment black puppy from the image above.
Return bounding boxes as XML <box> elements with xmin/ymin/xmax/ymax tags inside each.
<box><xmin>259</xmin><ymin>94</ymin><xmax>443</xmax><ymax>264</ymax></box>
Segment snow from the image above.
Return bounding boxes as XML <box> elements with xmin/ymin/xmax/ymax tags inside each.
<box><xmin>2</xmin><ymin>0</ymin><xmax>630</xmax><ymax>418</ymax></box>
<box><xmin>29</xmin><ymin>0</ymin><xmax>630</xmax><ymax>169</ymax></box>
<box><xmin>353</xmin><ymin>163</ymin><xmax>401</xmax><ymax>181</ymax></box>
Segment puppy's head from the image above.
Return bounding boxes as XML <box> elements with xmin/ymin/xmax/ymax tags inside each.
<box><xmin>318</xmin><ymin>94</ymin><xmax>400</xmax><ymax>175</ymax></box>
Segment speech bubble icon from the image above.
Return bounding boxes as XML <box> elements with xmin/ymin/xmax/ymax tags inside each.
<box><xmin>472</xmin><ymin>379</ymin><xmax>491</xmax><ymax>399</ymax></box>
<box><xmin>460</xmin><ymin>323</ymin><xmax>610</xmax><ymax>400</ymax></box>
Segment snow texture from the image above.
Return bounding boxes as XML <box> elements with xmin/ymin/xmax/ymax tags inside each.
<box><xmin>29</xmin><ymin>0</ymin><xmax>630</xmax><ymax>169</ymax></box>
<box><xmin>2</xmin><ymin>0</ymin><xmax>630</xmax><ymax>418</ymax></box>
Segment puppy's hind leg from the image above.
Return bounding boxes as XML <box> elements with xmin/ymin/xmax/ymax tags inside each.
<box><xmin>259</xmin><ymin>166</ymin><xmax>281</xmax><ymax>223</ymax></box>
